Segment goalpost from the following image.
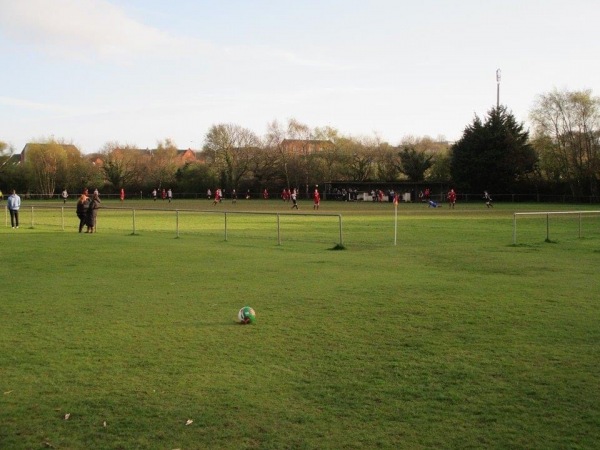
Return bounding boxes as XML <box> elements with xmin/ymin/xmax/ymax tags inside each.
<box><xmin>513</xmin><ymin>210</ymin><xmax>600</xmax><ymax>244</ymax></box>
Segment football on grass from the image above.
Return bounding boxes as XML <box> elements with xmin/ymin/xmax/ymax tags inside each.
<box><xmin>238</xmin><ymin>306</ymin><xmax>256</xmax><ymax>324</ymax></box>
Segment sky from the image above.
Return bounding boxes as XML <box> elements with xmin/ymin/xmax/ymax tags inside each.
<box><xmin>0</xmin><ymin>0</ymin><xmax>598</xmax><ymax>154</ymax></box>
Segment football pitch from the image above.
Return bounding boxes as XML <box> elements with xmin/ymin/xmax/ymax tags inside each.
<box><xmin>1</xmin><ymin>199</ymin><xmax>599</xmax><ymax>449</ymax></box>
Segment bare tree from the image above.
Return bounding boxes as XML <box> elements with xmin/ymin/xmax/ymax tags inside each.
<box><xmin>265</xmin><ymin>120</ymin><xmax>290</xmax><ymax>187</ymax></box>
<box><xmin>0</xmin><ymin>140</ymin><xmax>14</xmax><ymax>173</ymax></box>
<box><xmin>100</xmin><ymin>142</ymin><xmax>144</xmax><ymax>190</ymax></box>
<box><xmin>530</xmin><ymin>89</ymin><xmax>600</xmax><ymax>199</ymax></box>
<box><xmin>150</xmin><ymin>138</ymin><xmax>179</xmax><ymax>189</ymax></box>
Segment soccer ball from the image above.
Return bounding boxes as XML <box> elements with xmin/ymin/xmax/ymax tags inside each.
<box><xmin>238</xmin><ymin>306</ymin><xmax>256</xmax><ymax>324</ymax></box>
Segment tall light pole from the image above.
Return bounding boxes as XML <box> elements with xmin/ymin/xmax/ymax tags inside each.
<box><xmin>496</xmin><ymin>68</ymin><xmax>501</xmax><ymax>108</ymax></box>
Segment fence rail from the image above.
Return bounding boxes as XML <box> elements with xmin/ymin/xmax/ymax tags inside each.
<box><xmin>4</xmin><ymin>205</ymin><xmax>344</xmax><ymax>246</ymax></box>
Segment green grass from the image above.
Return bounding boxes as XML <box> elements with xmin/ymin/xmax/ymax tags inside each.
<box><xmin>1</xmin><ymin>200</ymin><xmax>599</xmax><ymax>449</ymax></box>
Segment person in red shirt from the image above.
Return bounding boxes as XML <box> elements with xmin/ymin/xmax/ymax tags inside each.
<box><xmin>120</xmin><ymin>188</ymin><xmax>125</xmax><ymax>202</ymax></box>
<box><xmin>212</xmin><ymin>188</ymin><xmax>222</xmax><ymax>205</ymax></box>
<box><xmin>313</xmin><ymin>186</ymin><xmax>321</xmax><ymax>210</ymax></box>
<box><xmin>447</xmin><ymin>188</ymin><xmax>456</xmax><ymax>209</ymax></box>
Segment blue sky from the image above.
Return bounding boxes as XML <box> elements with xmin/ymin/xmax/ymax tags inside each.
<box><xmin>0</xmin><ymin>0</ymin><xmax>598</xmax><ymax>153</ymax></box>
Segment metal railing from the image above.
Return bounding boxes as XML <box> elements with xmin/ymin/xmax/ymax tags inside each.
<box><xmin>4</xmin><ymin>205</ymin><xmax>344</xmax><ymax>246</ymax></box>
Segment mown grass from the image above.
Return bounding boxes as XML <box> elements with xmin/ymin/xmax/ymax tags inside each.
<box><xmin>1</xmin><ymin>199</ymin><xmax>599</xmax><ymax>449</ymax></box>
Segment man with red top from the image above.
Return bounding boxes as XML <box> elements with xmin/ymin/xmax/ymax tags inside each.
<box><xmin>313</xmin><ymin>186</ymin><xmax>321</xmax><ymax>210</ymax></box>
<box><xmin>447</xmin><ymin>188</ymin><xmax>456</xmax><ymax>209</ymax></box>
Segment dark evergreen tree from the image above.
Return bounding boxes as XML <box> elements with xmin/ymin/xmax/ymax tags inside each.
<box><xmin>398</xmin><ymin>146</ymin><xmax>434</xmax><ymax>182</ymax></box>
<box><xmin>450</xmin><ymin>106</ymin><xmax>537</xmax><ymax>193</ymax></box>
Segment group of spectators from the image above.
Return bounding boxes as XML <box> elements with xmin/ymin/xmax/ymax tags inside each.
<box><xmin>76</xmin><ymin>188</ymin><xmax>101</xmax><ymax>233</ymax></box>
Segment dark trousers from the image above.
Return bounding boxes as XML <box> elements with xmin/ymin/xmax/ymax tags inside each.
<box><xmin>9</xmin><ymin>209</ymin><xmax>19</xmax><ymax>227</ymax></box>
<box><xmin>77</xmin><ymin>213</ymin><xmax>86</xmax><ymax>232</ymax></box>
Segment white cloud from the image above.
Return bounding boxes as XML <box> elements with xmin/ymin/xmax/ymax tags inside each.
<box><xmin>0</xmin><ymin>0</ymin><xmax>209</xmax><ymax>61</ymax></box>
<box><xmin>0</xmin><ymin>0</ymin><xmax>338</xmax><ymax>69</ymax></box>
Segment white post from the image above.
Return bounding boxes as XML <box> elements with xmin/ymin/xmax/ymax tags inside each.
<box><xmin>394</xmin><ymin>202</ymin><xmax>398</xmax><ymax>246</ymax></box>
<box><xmin>224</xmin><ymin>212</ymin><xmax>228</xmax><ymax>241</ymax></box>
<box><xmin>61</xmin><ymin>206</ymin><xmax>65</xmax><ymax>231</ymax></box>
<box><xmin>176</xmin><ymin>210</ymin><xmax>180</xmax><ymax>238</ymax></box>
<box><xmin>132</xmin><ymin>209</ymin><xmax>136</xmax><ymax>235</ymax></box>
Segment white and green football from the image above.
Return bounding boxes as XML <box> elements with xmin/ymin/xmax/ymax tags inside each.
<box><xmin>238</xmin><ymin>306</ymin><xmax>256</xmax><ymax>324</ymax></box>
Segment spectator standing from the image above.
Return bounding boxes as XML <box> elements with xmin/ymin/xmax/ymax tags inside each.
<box><xmin>120</xmin><ymin>188</ymin><xmax>125</xmax><ymax>202</ymax></box>
<box><xmin>291</xmin><ymin>188</ymin><xmax>299</xmax><ymax>209</ymax></box>
<box><xmin>61</xmin><ymin>189</ymin><xmax>68</xmax><ymax>204</ymax></box>
<box><xmin>86</xmin><ymin>192</ymin><xmax>101</xmax><ymax>233</ymax></box>
<box><xmin>7</xmin><ymin>189</ymin><xmax>21</xmax><ymax>228</ymax></box>
<box><xmin>167</xmin><ymin>188</ymin><xmax>173</xmax><ymax>203</ymax></box>
<box><xmin>152</xmin><ymin>189</ymin><xmax>157</xmax><ymax>201</ymax></box>
<box><xmin>76</xmin><ymin>189</ymin><xmax>90</xmax><ymax>233</ymax></box>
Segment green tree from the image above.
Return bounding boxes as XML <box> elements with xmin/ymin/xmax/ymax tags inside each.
<box><xmin>374</xmin><ymin>143</ymin><xmax>401</xmax><ymax>182</ymax></box>
<box><xmin>175</xmin><ymin>161</ymin><xmax>217</xmax><ymax>194</ymax></box>
<box><xmin>24</xmin><ymin>140</ymin><xmax>69</xmax><ymax>196</ymax></box>
<box><xmin>450</xmin><ymin>106</ymin><xmax>536</xmax><ymax>193</ymax></box>
<box><xmin>398</xmin><ymin>146</ymin><xmax>433</xmax><ymax>182</ymax></box>
<box><xmin>338</xmin><ymin>137</ymin><xmax>377</xmax><ymax>182</ymax></box>
<box><xmin>100</xmin><ymin>142</ymin><xmax>144</xmax><ymax>191</ymax></box>
<box><xmin>203</xmin><ymin>124</ymin><xmax>259</xmax><ymax>191</ymax></box>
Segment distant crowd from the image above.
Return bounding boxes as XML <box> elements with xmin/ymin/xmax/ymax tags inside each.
<box><xmin>2</xmin><ymin>184</ymin><xmax>496</xmax><ymax>233</ymax></box>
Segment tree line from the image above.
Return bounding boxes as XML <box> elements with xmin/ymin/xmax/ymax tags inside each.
<box><xmin>1</xmin><ymin>88</ymin><xmax>599</xmax><ymax>201</ymax></box>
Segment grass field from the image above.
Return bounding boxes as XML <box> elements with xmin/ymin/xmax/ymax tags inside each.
<box><xmin>1</xmin><ymin>199</ymin><xmax>599</xmax><ymax>449</ymax></box>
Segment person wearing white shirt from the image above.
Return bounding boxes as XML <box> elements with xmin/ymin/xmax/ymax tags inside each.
<box><xmin>7</xmin><ymin>189</ymin><xmax>21</xmax><ymax>228</ymax></box>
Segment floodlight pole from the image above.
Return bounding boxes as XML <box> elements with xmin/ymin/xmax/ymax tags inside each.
<box><xmin>496</xmin><ymin>68</ymin><xmax>501</xmax><ymax>108</ymax></box>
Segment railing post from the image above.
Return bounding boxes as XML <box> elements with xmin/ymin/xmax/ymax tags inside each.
<box><xmin>579</xmin><ymin>212</ymin><xmax>582</xmax><ymax>238</ymax></box>
<box><xmin>339</xmin><ymin>214</ymin><xmax>343</xmax><ymax>246</ymax></box>
<box><xmin>546</xmin><ymin>213</ymin><xmax>550</xmax><ymax>241</ymax></box>
<box><xmin>132</xmin><ymin>209</ymin><xmax>136</xmax><ymax>235</ymax></box>
<box><xmin>224</xmin><ymin>212</ymin><xmax>228</xmax><ymax>241</ymax></box>
<box><xmin>61</xmin><ymin>207</ymin><xmax>65</xmax><ymax>231</ymax></box>
<box><xmin>176</xmin><ymin>210</ymin><xmax>180</xmax><ymax>238</ymax></box>
<box><xmin>513</xmin><ymin>213</ymin><xmax>517</xmax><ymax>245</ymax></box>
<box><xmin>31</xmin><ymin>206</ymin><xmax>34</xmax><ymax>228</ymax></box>
<box><xmin>277</xmin><ymin>213</ymin><xmax>281</xmax><ymax>245</ymax></box>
